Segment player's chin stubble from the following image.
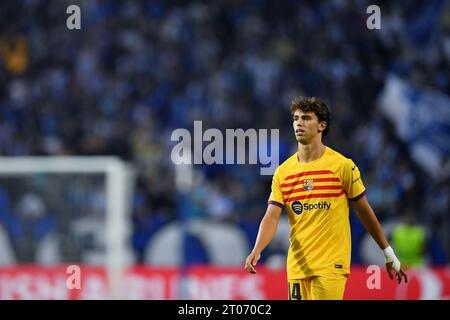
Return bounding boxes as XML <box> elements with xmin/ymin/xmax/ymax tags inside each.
<box><xmin>296</xmin><ymin>137</ymin><xmax>309</xmax><ymax>144</ymax></box>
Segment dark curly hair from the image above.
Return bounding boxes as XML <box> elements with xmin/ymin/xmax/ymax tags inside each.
<box><xmin>290</xmin><ymin>96</ymin><xmax>331</xmax><ymax>137</ymax></box>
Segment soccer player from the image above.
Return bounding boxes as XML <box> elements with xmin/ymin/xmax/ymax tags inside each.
<box><xmin>244</xmin><ymin>97</ymin><xmax>408</xmax><ymax>300</ymax></box>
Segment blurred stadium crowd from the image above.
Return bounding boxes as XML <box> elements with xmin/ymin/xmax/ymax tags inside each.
<box><xmin>0</xmin><ymin>0</ymin><xmax>449</xmax><ymax>267</ymax></box>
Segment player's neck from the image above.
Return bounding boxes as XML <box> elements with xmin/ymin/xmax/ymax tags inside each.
<box><xmin>297</xmin><ymin>140</ymin><xmax>326</xmax><ymax>163</ymax></box>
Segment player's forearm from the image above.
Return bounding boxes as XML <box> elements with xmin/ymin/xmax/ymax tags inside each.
<box><xmin>355</xmin><ymin>206</ymin><xmax>389</xmax><ymax>250</ymax></box>
<box><xmin>252</xmin><ymin>214</ymin><xmax>279</xmax><ymax>254</ymax></box>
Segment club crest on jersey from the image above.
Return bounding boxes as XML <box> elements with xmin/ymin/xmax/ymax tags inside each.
<box><xmin>303</xmin><ymin>179</ymin><xmax>314</xmax><ymax>191</ymax></box>
<box><xmin>292</xmin><ymin>201</ymin><xmax>303</xmax><ymax>215</ymax></box>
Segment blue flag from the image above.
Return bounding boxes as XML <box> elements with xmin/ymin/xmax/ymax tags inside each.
<box><xmin>378</xmin><ymin>75</ymin><xmax>450</xmax><ymax>180</ymax></box>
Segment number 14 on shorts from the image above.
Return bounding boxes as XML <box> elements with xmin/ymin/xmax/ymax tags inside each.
<box><xmin>288</xmin><ymin>282</ymin><xmax>302</xmax><ymax>300</ymax></box>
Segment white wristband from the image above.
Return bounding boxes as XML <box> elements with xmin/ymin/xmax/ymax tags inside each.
<box><xmin>383</xmin><ymin>246</ymin><xmax>401</xmax><ymax>272</ymax></box>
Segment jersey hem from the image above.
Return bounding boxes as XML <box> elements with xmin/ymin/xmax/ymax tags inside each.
<box><xmin>349</xmin><ymin>190</ymin><xmax>366</xmax><ymax>201</ymax></box>
<box><xmin>267</xmin><ymin>200</ymin><xmax>284</xmax><ymax>208</ymax></box>
<box><xmin>287</xmin><ymin>268</ymin><xmax>350</xmax><ymax>280</ymax></box>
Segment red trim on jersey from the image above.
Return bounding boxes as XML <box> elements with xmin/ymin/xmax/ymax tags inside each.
<box><xmin>285</xmin><ymin>170</ymin><xmax>334</xmax><ymax>180</ymax></box>
<box><xmin>267</xmin><ymin>201</ymin><xmax>284</xmax><ymax>209</ymax></box>
<box><xmin>282</xmin><ymin>185</ymin><xmax>343</xmax><ymax>196</ymax></box>
<box><xmin>281</xmin><ymin>177</ymin><xmax>341</xmax><ymax>188</ymax></box>
<box><xmin>285</xmin><ymin>190</ymin><xmax>346</xmax><ymax>202</ymax></box>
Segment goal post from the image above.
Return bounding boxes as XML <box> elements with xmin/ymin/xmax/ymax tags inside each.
<box><xmin>0</xmin><ymin>156</ymin><xmax>134</xmax><ymax>299</ymax></box>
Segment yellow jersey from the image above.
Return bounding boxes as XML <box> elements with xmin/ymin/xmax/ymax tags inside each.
<box><xmin>268</xmin><ymin>146</ymin><xmax>366</xmax><ymax>279</ymax></box>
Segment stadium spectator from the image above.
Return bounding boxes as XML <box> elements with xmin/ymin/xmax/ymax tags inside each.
<box><xmin>0</xmin><ymin>0</ymin><xmax>448</xmax><ymax>264</ymax></box>
<box><xmin>391</xmin><ymin>208</ymin><xmax>427</xmax><ymax>268</ymax></box>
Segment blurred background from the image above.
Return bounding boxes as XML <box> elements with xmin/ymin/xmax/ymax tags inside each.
<box><xmin>0</xmin><ymin>0</ymin><xmax>449</xmax><ymax>299</ymax></box>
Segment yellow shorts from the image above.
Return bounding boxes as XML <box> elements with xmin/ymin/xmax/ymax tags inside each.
<box><xmin>288</xmin><ymin>274</ymin><xmax>348</xmax><ymax>300</ymax></box>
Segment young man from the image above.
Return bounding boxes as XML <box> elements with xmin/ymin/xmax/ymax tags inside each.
<box><xmin>244</xmin><ymin>97</ymin><xmax>407</xmax><ymax>300</ymax></box>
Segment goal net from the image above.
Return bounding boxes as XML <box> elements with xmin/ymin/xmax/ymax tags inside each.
<box><xmin>0</xmin><ymin>156</ymin><xmax>134</xmax><ymax>299</ymax></box>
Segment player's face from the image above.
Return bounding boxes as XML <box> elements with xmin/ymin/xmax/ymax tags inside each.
<box><xmin>292</xmin><ymin>110</ymin><xmax>323</xmax><ymax>144</ymax></box>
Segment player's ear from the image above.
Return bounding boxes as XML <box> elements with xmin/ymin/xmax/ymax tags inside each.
<box><xmin>318</xmin><ymin>121</ymin><xmax>327</xmax><ymax>133</ymax></box>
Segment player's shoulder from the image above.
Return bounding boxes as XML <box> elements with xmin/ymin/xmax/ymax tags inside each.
<box><xmin>279</xmin><ymin>152</ymin><xmax>299</xmax><ymax>169</ymax></box>
<box><xmin>325</xmin><ymin>147</ymin><xmax>355</xmax><ymax>168</ymax></box>
<box><xmin>273</xmin><ymin>152</ymin><xmax>298</xmax><ymax>175</ymax></box>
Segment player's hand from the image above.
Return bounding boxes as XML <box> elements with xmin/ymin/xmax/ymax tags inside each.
<box><xmin>383</xmin><ymin>245</ymin><xmax>407</xmax><ymax>284</ymax></box>
<box><xmin>245</xmin><ymin>251</ymin><xmax>261</xmax><ymax>274</ymax></box>
<box><xmin>386</xmin><ymin>262</ymin><xmax>408</xmax><ymax>284</ymax></box>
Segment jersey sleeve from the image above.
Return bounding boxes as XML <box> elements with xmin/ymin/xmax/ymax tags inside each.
<box><xmin>342</xmin><ymin>159</ymin><xmax>366</xmax><ymax>201</ymax></box>
<box><xmin>267</xmin><ymin>166</ymin><xmax>285</xmax><ymax>208</ymax></box>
